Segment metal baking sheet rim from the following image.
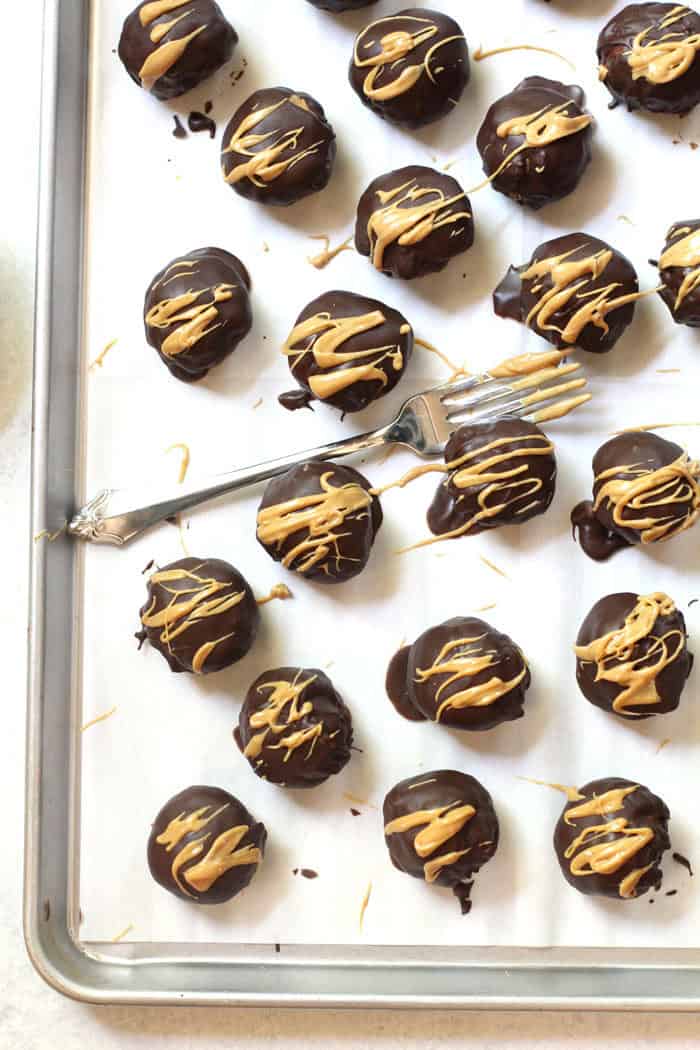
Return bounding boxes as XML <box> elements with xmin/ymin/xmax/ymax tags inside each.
<box><xmin>23</xmin><ymin>0</ymin><xmax>700</xmax><ymax>1009</ymax></box>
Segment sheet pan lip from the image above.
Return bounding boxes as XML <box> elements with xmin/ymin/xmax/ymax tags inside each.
<box><xmin>21</xmin><ymin>0</ymin><xmax>700</xmax><ymax>1010</ymax></box>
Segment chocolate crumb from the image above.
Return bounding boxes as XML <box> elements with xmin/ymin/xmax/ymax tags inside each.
<box><xmin>141</xmin><ymin>559</ymin><xmax>154</xmax><ymax>575</ymax></box>
<box><xmin>690</xmin><ymin>598</ymin><xmax>698</xmax><ymax>606</ymax></box>
<box><xmin>350</xmin><ymin>808</ymin><xmax>361</xmax><ymax>816</ymax></box>
<box><xmin>666</xmin><ymin>889</ymin><xmax>678</xmax><ymax>897</ymax></box>
<box><xmin>673</xmin><ymin>852</ymin><xmax>694</xmax><ymax>876</ymax></box>
<box><xmin>204</xmin><ymin>100</ymin><xmax>213</xmax><ymax>114</ymax></box>
<box><xmin>188</xmin><ymin>110</ymin><xmax>216</xmax><ymax>138</ymax></box>
<box><xmin>172</xmin><ymin>115</ymin><xmax>187</xmax><ymax>140</ymax></box>
<box><xmin>274</xmin><ymin>943</ymin><xmax>280</xmax><ymax>953</ymax></box>
<box><xmin>691</xmin><ymin>142</ymin><xmax>699</xmax><ymax>150</ymax></box>
<box><xmin>301</xmin><ymin>868</ymin><xmax>318</xmax><ymax>880</ymax></box>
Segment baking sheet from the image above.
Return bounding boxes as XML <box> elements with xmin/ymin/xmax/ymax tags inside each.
<box><xmin>79</xmin><ymin>0</ymin><xmax>700</xmax><ymax>949</ymax></box>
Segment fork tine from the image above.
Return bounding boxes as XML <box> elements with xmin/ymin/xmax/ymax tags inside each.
<box><xmin>441</xmin><ymin>362</ymin><xmax>583</xmax><ymax>412</ymax></box>
<box><xmin>446</xmin><ymin>373</ymin><xmax>587</xmax><ymax>423</ymax></box>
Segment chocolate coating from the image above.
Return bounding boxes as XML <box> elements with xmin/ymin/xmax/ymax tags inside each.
<box><xmin>598</xmin><ymin>3</ymin><xmax>700</xmax><ymax>114</ymax></box>
<box><xmin>139</xmin><ymin>557</ymin><xmax>260</xmax><ymax>674</ymax></box>
<box><xmin>658</xmin><ymin>219</ymin><xmax>700</xmax><ymax>326</ymax></box>
<box><xmin>143</xmin><ymin>247</ymin><xmax>252</xmax><ymax>382</ymax></box>
<box><xmin>476</xmin><ymin>76</ymin><xmax>593</xmax><ymax>209</ymax></box>
<box><xmin>256</xmin><ymin>460</ymin><xmax>383</xmax><ymax>584</ymax></box>
<box><xmin>147</xmin><ymin>785</ymin><xmax>266</xmax><ymax>904</ymax></box>
<box><xmin>387</xmin><ymin>616</ymin><xmax>530</xmax><ymax>731</ymax></box>
<box><xmin>307</xmin><ymin>0</ymin><xmax>376</xmax><ymax>8</ymax></box>
<box><xmin>553</xmin><ymin>777</ymin><xmax>670</xmax><ymax>899</ymax></box>
<box><xmin>235</xmin><ymin>667</ymin><xmax>353</xmax><ymax>787</ymax></box>
<box><xmin>575</xmin><ymin>592</ymin><xmax>693</xmax><ymax>719</ymax></box>
<box><xmin>354</xmin><ymin>165</ymin><xmax>474</xmax><ymax>281</ymax></box>
<box><xmin>427</xmin><ymin>419</ymin><xmax>557</xmax><ymax>541</ymax></box>
<box><xmin>119</xmin><ymin>0</ymin><xmax>236</xmax><ymax>101</ymax></box>
<box><xmin>349</xmin><ymin>9</ymin><xmax>469</xmax><ymax>129</ymax></box>
<box><xmin>383</xmin><ymin>770</ymin><xmax>499</xmax><ymax>914</ymax></box>
<box><xmin>494</xmin><ymin>232</ymin><xmax>639</xmax><ymax>354</ymax></box>
<box><xmin>571</xmin><ymin>431</ymin><xmax>700</xmax><ymax>561</ymax></box>
<box><xmin>221</xmin><ymin>87</ymin><xmax>336</xmax><ymax>206</ymax></box>
<box><xmin>279</xmin><ymin>289</ymin><xmax>414</xmax><ymax>414</ymax></box>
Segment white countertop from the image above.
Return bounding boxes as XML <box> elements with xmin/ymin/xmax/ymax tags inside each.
<box><xmin>4</xmin><ymin>3</ymin><xmax>700</xmax><ymax>1045</ymax></box>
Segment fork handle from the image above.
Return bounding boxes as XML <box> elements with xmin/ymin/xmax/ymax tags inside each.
<box><xmin>68</xmin><ymin>423</ymin><xmax>393</xmax><ymax>546</ymax></box>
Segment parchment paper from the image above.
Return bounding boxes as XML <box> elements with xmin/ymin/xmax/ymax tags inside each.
<box><xmin>79</xmin><ymin>0</ymin><xmax>700</xmax><ymax>948</ymax></box>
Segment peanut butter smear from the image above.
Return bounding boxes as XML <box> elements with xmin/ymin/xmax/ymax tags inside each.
<box><xmin>659</xmin><ymin>225</ymin><xmax>700</xmax><ymax>308</ymax></box>
<box><xmin>415</xmin><ymin>634</ymin><xmax>528</xmax><ymax>721</ymax></box>
<box><xmin>243</xmin><ymin>671</ymin><xmax>319</xmax><ymax>761</ymax></box>
<box><xmin>307</xmin><ymin>234</ymin><xmax>353</xmax><ymax>270</ymax></box>
<box><xmin>385</xmin><ymin>800</ymin><xmax>475</xmax><ymax>882</ymax></box>
<box><xmin>223</xmin><ymin>96</ymin><xmax>322</xmax><ymax>187</ymax></box>
<box><xmin>626</xmin><ymin>6</ymin><xmax>700</xmax><ymax>84</ymax></box>
<box><xmin>155</xmin><ymin>802</ymin><xmax>261</xmax><ymax>897</ymax></box>
<box><xmin>473</xmin><ymin>43</ymin><xmax>575</xmax><ymax>71</ymax></box>
<box><xmin>574</xmin><ymin>593</ymin><xmax>684</xmax><ymax>715</ymax></box>
<box><xmin>367</xmin><ymin>178</ymin><xmax>470</xmax><ymax>270</ymax></box>
<box><xmin>354</xmin><ymin>15</ymin><xmax>464</xmax><ymax>102</ymax></box>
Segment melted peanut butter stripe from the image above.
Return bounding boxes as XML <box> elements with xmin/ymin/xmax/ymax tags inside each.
<box><xmin>354</xmin><ymin>15</ymin><xmax>464</xmax><ymax>102</ymax></box>
<box><xmin>367</xmin><ymin>179</ymin><xmax>471</xmax><ymax>270</ymax></box>
<box><xmin>147</xmin><ymin>260</ymin><xmax>236</xmax><ymax>358</ymax></box>
<box><xmin>575</xmin><ymin>593</ymin><xmax>684</xmax><ymax>715</ymax></box>
<box><xmin>415</xmin><ymin>634</ymin><xmax>527</xmax><ymax>720</ymax></box>
<box><xmin>660</xmin><ymin>225</ymin><xmax>700</xmax><ymax>308</ymax></box>
<box><xmin>594</xmin><ymin>452</ymin><xmax>700</xmax><ymax>543</ymax></box>
<box><xmin>385</xmin><ymin>800</ymin><xmax>475</xmax><ymax>882</ymax></box>
<box><xmin>223</xmin><ymin>96</ymin><xmax>322</xmax><ymax>187</ymax></box>
<box><xmin>139</xmin><ymin>23</ymin><xmax>207</xmax><ymax>92</ymax></box>
<box><xmin>244</xmin><ymin>672</ymin><xmax>318</xmax><ymax>761</ymax></box>
<box><xmin>256</xmin><ymin>471</ymin><xmax>372</xmax><ymax>576</ymax></box>
<box><xmin>283</xmin><ymin>310</ymin><xmax>405</xmax><ymax>400</ymax></box>
<box><xmin>473</xmin><ymin>43</ymin><xmax>575</xmax><ymax>71</ymax></box>
<box><xmin>626</xmin><ymin>6</ymin><xmax>700</xmax><ymax>84</ymax></box>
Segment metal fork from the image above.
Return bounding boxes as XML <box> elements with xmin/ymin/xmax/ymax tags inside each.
<box><xmin>68</xmin><ymin>350</ymin><xmax>590</xmax><ymax>546</ymax></box>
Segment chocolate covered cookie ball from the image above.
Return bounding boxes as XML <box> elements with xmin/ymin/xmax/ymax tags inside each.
<box><xmin>553</xmin><ymin>778</ymin><xmax>670</xmax><ymax>899</ymax></box>
<box><xmin>349</xmin><ymin>9</ymin><xmax>469</xmax><ymax>129</ymax></box>
<box><xmin>235</xmin><ymin>667</ymin><xmax>353</xmax><ymax>787</ymax></box>
<box><xmin>386</xmin><ymin>616</ymin><xmax>530</xmax><ymax>730</ymax></box>
<box><xmin>147</xmin><ymin>785</ymin><xmax>266</xmax><ymax>903</ymax></box>
<box><xmin>355</xmin><ymin>165</ymin><xmax>474</xmax><ymax>280</ymax></box>
<box><xmin>571</xmin><ymin>431</ymin><xmax>700</xmax><ymax>560</ymax></box>
<box><xmin>427</xmin><ymin>419</ymin><xmax>557</xmax><ymax>542</ymax></box>
<box><xmin>143</xmin><ymin>247</ymin><xmax>252</xmax><ymax>382</ymax></box>
<box><xmin>256</xmin><ymin>460</ymin><xmax>383</xmax><ymax>584</ymax></box>
<box><xmin>476</xmin><ymin>76</ymin><xmax>593</xmax><ymax>209</ymax></box>
<box><xmin>575</xmin><ymin>592</ymin><xmax>693</xmax><ymax>718</ymax></box>
<box><xmin>119</xmin><ymin>0</ymin><xmax>237</xmax><ymax>101</ymax></box>
<box><xmin>383</xmin><ymin>770</ymin><xmax>499</xmax><ymax>913</ymax></box>
<box><xmin>598</xmin><ymin>3</ymin><xmax>700</xmax><ymax>114</ymax></box>
<box><xmin>657</xmin><ymin>219</ymin><xmax>700</xmax><ymax>326</ymax></box>
<box><xmin>221</xmin><ymin>87</ymin><xmax>336</xmax><ymax>206</ymax></box>
<box><xmin>138</xmin><ymin>558</ymin><xmax>260</xmax><ymax>673</ymax></box>
<box><xmin>279</xmin><ymin>290</ymin><xmax>413</xmax><ymax>413</ymax></box>
<box><xmin>494</xmin><ymin>232</ymin><xmax>641</xmax><ymax>354</ymax></box>
<box><xmin>307</xmin><ymin>0</ymin><xmax>376</xmax><ymax>9</ymax></box>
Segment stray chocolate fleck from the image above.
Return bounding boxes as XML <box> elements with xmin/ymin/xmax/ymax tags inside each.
<box><xmin>690</xmin><ymin>599</ymin><xmax>698</xmax><ymax>606</ymax></box>
<box><xmin>42</xmin><ymin>899</ymin><xmax>50</xmax><ymax>921</ymax></box>
<box><xmin>141</xmin><ymin>559</ymin><xmax>155</xmax><ymax>575</ymax></box>
<box><xmin>673</xmin><ymin>852</ymin><xmax>694</xmax><ymax>877</ymax></box>
<box><xmin>666</xmin><ymin>889</ymin><xmax>678</xmax><ymax>897</ymax></box>
<box><xmin>204</xmin><ymin>100</ymin><xmax>213</xmax><ymax>114</ymax></box>
<box><xmin>188</xmin><ymin>110</ymin><xmax>216</xmax><ymax>138</ymax></box>
<box><xmin>172</xmin><ymin>115</ymin><xmax>187</xmax><ymax>140</ymax></box>
<box><xmin>301</xmin><ymin>868</ymin><xmax>318</xmax><ymax>880</ymax></box>
<box><xmin>350</xmin><ymin>808</ymin><xmax>361</xmax><ymax>816</ymax></box>
<box><xmin>135</xmin><ymin>628</ymin><xmax>147</xmax><ymax>651</ymax></box>
<box><xmin>274</xmin><ymin>942</ymin><xmax>280</xmax><ymax>953</ymax></box>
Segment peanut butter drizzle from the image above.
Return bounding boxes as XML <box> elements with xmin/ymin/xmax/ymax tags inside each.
<box><xmin>141</xmin><ymin>565</ymin><xmax>245</xmax><ymax>673</ymax></box>
<box><xmin>519</xmin><ymin>245</ymin><xmax>653</xmax><ymax>345</ymax></box>
<box><xmin>156</xmin><ymin>802</ymin><xmax>261</xmax><ymax>896</ymax></box>
<box><xmin>489</xmin><ymin>348</ymin><xmax>571</xmax><ymax>379</ymax></box>
<box><xmin>283</xmin><ymin>310</ymin><xmax>404</xmax><ymax>400</ymax></box>
<box><xmin>223</xmin><ymin>96</ymin><xmax>322</xmax><ymax>187</ymax></box>
<box><xmin>354</xmin><ymin>15</ymin><xmax>465</xmax><ymax>102</ymax></box>
<box><xmin>80</xmin><ymin>706</ymin><xmax>117</xmax><ymax>733</ymax></box>
<box><xmin>473</xmin><ymin>43</ymin><xmax>575</xmax><ymax>71</ymax></box>
<box><xmin>243</xmin><ymin>672</ymin><xmax>319</xmax><ymax>761</ymax></box>
<box><xmin>384</xmin><ymin>801</ymin><xmax>475</xmax><ymax>882</ymax></box>
<box><xmin>626</xmin><ymin>6</ymin><xmax>700</xmax><ymax>84</ymax></box>
<box><xmin>149</xmin><ymin>11</ymin><xmax>191</xmax><ymax>44</ymax></box>
<box><xmin>139</xmin><ymin>24</ymin><xmax>207</xmax><ymax>92</ymax></box>
<box><xmin>256</xmin><ymin>471</ymin><xmax>372</xmax><ymax>576</ymax></box>
<box><xmin>594</xmin><ymin>452</ymin><xmax>700</xmax><ymax>543</ymax></box>
<box><xmin>416</xmin><ymin>634</ymin><xmax>527</xmax><ymax>721</ymax></box>
<box><xmin>574</xmin><ymin>593</ymin><xmax>685</xmax><ymax>715</ymax></box>
<box><xmin>518</xmin><ymin>777</ymin><xmax>584</xmax><ymax>801</ymax></box>
<box><xmin>256</xmin><ymin>583</ymin><xmax>293</xmax><ymax>606</ymax></box>
<box><xmin>307</xmin><ymin>234</ymin><xmax>353</xmax><ymax>270</ymax></box>
<box><xmin>146</xmin><ymin>262</ymin><xmax>235</xmax><ymax>358</ymax></box>
<box><xmin>415</xmin><ymin>337</ymin><xmax>466</xmax><ymax>375</ymax></box>
<box><xmin>183</xmin><ymin>826</ymin><xmax>262</xmax><ymax>893</ymax></box>
<box><xmin>90</xmin><ymin>337</ymin><xmax>118</xmax><ymax>370</ymax></box>
<box><xmin>139</xmin><ymin>0</ymin><xmax>190</xmax><ymax>25</ymax></box>
<box><xmin>659</xmin><ymin>226</ymin><xmax>700</xmax><ymax>308</ymax></box>
<box><xmin>166</xmin><ymin>442</ymin><xmax>190</xmax><ymax>483</ymax></box>
<box><xmin>467</xmin><ymin>103</ymin><xmax>592</xmax><ymax>194</ymax></box>
<box><xmin>367</xmin><ymin>179</ymin><xmax>471</xmax><ymax>270</ymax></box>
